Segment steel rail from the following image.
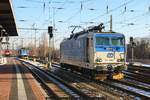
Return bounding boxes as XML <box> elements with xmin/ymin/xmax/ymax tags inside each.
<box><xmin>20</xmin><ymin>60</ymin><xmax>150</xmax><ymax>99</ymax></box>
<box><xmin>20</xmin><ymin>59</ymin><xmax>105</xmax><ymax>100</ymax></box>
<box><xmin>52</xmin><ymin>63</ymin><xmax>150</xmax><ymax>99</ymax></box>
<box><xmin>22</xmin><ymin>62</ymin><xmax>80</xmax><ymax>100</ymax></box>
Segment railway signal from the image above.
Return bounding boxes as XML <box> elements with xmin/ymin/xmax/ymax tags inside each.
<box><xmin>130</xmin><ymin>37</ymin><xmax>133</xmax><ymax>42</ymax></box>
<box><xmin>48</xmin><ymin>26</ymin><xmax>53</xmax><ymax>38</ymax></box>
<box><xmin>130</xmin><ymin>37</ymin><xmax>136</xmax><ymax>64</ymax></box>
<box><xmin>48</xmin><ymin>26</ymin><xmax>53</xmax><ymax>69</ymax></box>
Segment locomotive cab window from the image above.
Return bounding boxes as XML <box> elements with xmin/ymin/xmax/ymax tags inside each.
<box><xmin>111</xmin><ymin>37</ymin><xmax>124</xmax><ymax>46</ymax></box>
<box><xmin>96</xmin><ymin>37</ymin><xmax>110</xmax><ymax>45</ymax></box>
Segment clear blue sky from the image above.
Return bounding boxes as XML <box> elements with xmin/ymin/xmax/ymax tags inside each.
<box><xmin>11</xmin><ymin>0</ymin><xmax>150</xmax><ymax>48</ymax></box>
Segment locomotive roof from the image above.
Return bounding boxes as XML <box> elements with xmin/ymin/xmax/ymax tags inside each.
<box><xmin>61</xmin><ymin>31</ymin><xmax>125</xmax><ymax>45</ymax></box>
<box><xmin>66</xmin><ymin>31</ymin><xmax>124</xmax><ymax>40</ymax></box>
<box><xmin>95</xmin><ymin>32</ymin><xmax>124</xmax><ymax>35</ymax></box>
<box><xmin>62</xmin><ymin>23</ymin><xmax>124</xmax><ymax>42</ymax></box>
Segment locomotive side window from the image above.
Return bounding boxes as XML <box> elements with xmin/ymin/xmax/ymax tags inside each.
<box><xmin>96</xmin><ymin>37</ymin><xmax>109</xmax><ymax>45</ymax></box>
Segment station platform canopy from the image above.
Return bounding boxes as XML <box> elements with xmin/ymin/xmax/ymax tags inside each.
<box><xmin>0</xmin><ymin>0</ymin><xmax>18</xmax><ymax>36</ymax></box>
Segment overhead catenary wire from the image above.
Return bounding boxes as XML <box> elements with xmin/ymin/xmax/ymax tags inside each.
<box><xmin>25</xmin><ymin>0</ymin><xmax>91</xmax><ymax>4</ymax></box>
<box><xmin>17</xmin><ymin>28</ymin><xmax>47</xmax><ymax>30</ymax></box>
<box><xmin>78</xmin><ymin>0</ymin><xmax>136</xmax><ymax>31</ymax></box>
<box><xmin>115</xmin><ymin>11</ymin><xmax>149</xmax><ymax>31</ymax></box>
<box><xmin>56</xmin><ymin>0</ymin><xmax>95</xmax><ymax>23</ymax></box>
<box><xmin>17</xmin><ymin>0</ymin><xmax>150</xmax><ymax>46</ymax></box>
<box><xmin>91</xmin><ymin>0</ymin><xmax>149</xmax><ymax>33</ymax></box>
<box><xmin>87</xmin><ymin>0</ymin><xmax>135</xmax><ymax>22</ymax></box>
<box><xmin>63</xmin><ymin>10</ymin><xmax>81</xmax><ymax>23</ymax></box>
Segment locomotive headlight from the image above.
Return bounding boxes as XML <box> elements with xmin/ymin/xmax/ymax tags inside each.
<box><xmin>95</xmin><ymin>58</ymin><xmax>102</xmax><ymax>62</ymax></box>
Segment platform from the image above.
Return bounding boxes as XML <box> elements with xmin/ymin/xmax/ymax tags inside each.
<box><xmin>0</xmin><ymin>58</ymin><xmax>47</xmax><ymax>100</ymax></box>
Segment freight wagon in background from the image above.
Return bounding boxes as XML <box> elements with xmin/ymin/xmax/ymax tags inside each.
<box><xmin>60</xmin><ymin>24</ymin><xmax>127</xmax><ymax>80</ymax></box>
<box><xmin>0</xmin><ymin>49</ymin><xmax>18</xmax><ymax>57</ymax></box>
<box><xmin>4</xmin><ymin>49</ymin><xmax>11</xmax><ymax>56</ymax></box>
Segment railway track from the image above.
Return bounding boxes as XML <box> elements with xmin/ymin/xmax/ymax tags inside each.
<box><xmin>51</xmin><ymin>65</ymin><xmax>132</xmax><ymax>100</ymax></box>
<box><xmin>20</xmin><ymin>60</ymin><xmax>150</xmax><ymax>99</ymax></box>
<box><xmin>125</xmin><ymin>65</ymin><xmax>150</xmax><ymax>84</ymax></box>
<box><xmin>127</xmin><ymin>64</ymin><xmax>150</xmax><ymax>74</ymax></box>
<box><xmin>125</xmin><ymin>70</ymin><xmax>150</xmax><ymax>77</ymax></box>
<box><xmin>21</xmin><ymin>60</ymin><xmax>106</xmax><ymax>100</ymax></box>
<box><xmin>97</xmin><ymin>80</ymin><xmax>150</xmax><ymax>99</ymax></box>
<box><xmin>22</xmin><ymin>62</ymin><xmax>80</xmax><ymax>100</ymax></box>
<box><xmin>108</xmin><ymin>79</ymin><xmax>150</xmax><ymax>92</ymax></box>
<box><xmin>53</xmin><ymin>63</ymin><xmax>150</xmax><ymax>84</ymax></box>
<box><xmin>20</xmin><ymin>59</ymin><xmax>132</xmax><ymax>100</ymax></box>
<box><xmin>123</xmin><ymin>71</ymin><xmax>150</xmax><ymax>84</ymax></box>
<box><xmin>52</xmin><ymin>64</ymin><xmax>150</xmax><ymax>100</ymax></box>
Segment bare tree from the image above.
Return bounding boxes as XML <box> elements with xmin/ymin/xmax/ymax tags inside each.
<box><xmin>52</xmin><ymin>48</ymin><xmax>60</xmax><ymax>62</ymax></box>
<box><xmin>38</xmin><ymin>33</ymin><xmax>49</xmax><ymax>60</ymax></box>
<box><xmin>127</xmin><ymin>37</ymin><xmax>150</xmax><ymax>59</ymax></box>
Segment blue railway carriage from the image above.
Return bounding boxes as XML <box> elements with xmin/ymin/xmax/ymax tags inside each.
<box><xmin>60</xmin><ymin>31</ymin><xmax>127</xmax><ymax>80</ymax></box>
<box><xmin>18</xmin><ymin>48</ymin><xmax>29</xmax><ymax>59</ymax></box>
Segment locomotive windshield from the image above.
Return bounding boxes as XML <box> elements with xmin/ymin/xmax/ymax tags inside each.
<box><xmin>96</xmin><ymin>37</ymin><xmax>109</xmax><ymax>45</ymax></box>
<box><xmin>111</xmin><ymin>37</ymin><xmax>124</xmax><ymax>46</ymax></box>
<box><xmin>95</xmin><ymin>35</ymin><xmax>124</xmax><ymax>46</ymax></box>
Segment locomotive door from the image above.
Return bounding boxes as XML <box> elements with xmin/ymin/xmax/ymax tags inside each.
<box><xmin>86</xmin><ymin>38</ymin><xmax>89</xmax><ymax>62</ymax></box>
<box><xmin>86</xmin><ymin>37</ymin><xmax>93</xmax><ymax>63</ymax></box>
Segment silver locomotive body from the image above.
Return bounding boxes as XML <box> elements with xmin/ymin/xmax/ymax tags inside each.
<box><xmin>60</xmin><ymin>32</ymin><xmax>127</xmax><ymax>79</ymax></box>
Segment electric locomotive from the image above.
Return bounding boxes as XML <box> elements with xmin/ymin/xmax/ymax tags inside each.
<box><xmin>60</xmin><ymin>24</ymin><xmax>127</xmax><ymax>80</ymax></box>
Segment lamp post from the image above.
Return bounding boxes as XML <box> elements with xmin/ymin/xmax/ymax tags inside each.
<box><xmin>52</xmin><ymin>7</ymin><xmax>64</xmax><ymax>56</ymax></box>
